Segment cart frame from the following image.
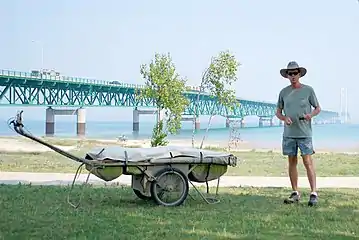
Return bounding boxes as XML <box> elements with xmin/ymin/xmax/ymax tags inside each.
<box><xmin>8</xmin><ymin>111</ymin><xmax>238</xmax><ymax>208</ymax></box>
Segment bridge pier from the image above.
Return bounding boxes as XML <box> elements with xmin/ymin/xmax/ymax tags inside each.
<box><xmin>45</xmin><ymin>108</ymin><xmax>55</xmax><ymax>136</ymax></box>
<box><xmin>225</xmin><ymin>118</ymin><xmax>244</xmax><ymax>128</ymax></box>
<box><xmin>258</xmin><ymin>117</ymin><xmax>274</xmax><ymax>127</ymax></box>
<box><xmin>133</xmin><ymin>108</ymin><xmax>202</xmax><ymax>132</ymax></box>
<box><xmin>226</xmin><ymin>118</ymin><xmax>230</xmax><ymax>128</ymax></box>
<box><xmin>133</xmin><ymin>108</ymin><xmax>161</xmax><ymax>132</ymax></box>
<box><xmin>133</xmin><ymin>109</ymin><xmax>140</xmax><ymax>132</ymax></box>
<box><xmin>259</xmin><ymin>118</ymin><xmax>263</xmax><ymax>128</ymax></box>
<box><xmin>77</xmin><ymin>107</ymin><xmax>86</xmax><ymax>137</ymax></box>
<box><xmin>181</xmin><ymin>116</ymin><xmax>200</xmax><ymax>130</ymax></box>
<box><xmin>45</xmin><ymin>107</ymin><xmax>86</xmax><ymax>137</ymax></box>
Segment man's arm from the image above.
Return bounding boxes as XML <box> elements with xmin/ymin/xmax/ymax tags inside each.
<box><xmin>311</xmin><ymin>106</ymin><xmax>321</xmax><ymax>117</ymax></box>
<box><xmin>276</xmin><ymin>108</ymin><xmax>286</xmax><ymax>121</ymax></box>
<box><xmin>309</xmin><ymin>88</ymin><xmax>321</xmax><ymax>117</ymax></box>
<box><xmin>275</xmin><ymin>92</ymin><xmax>286</xmax><ymax>121</ymax></box>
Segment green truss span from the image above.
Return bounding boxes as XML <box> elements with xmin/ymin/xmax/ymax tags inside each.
<box><xmin>0</xmin><ymin>70</ymin><xmax>339</xmax><ymax>120</ymax></box>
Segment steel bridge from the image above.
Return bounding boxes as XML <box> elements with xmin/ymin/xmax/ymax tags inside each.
<box><xmin>0</xmin><ymin>69</ymin><xmax>339</xmax><ymax>135</ymax></box>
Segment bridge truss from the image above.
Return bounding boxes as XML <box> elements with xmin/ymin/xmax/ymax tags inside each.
<box><xmin>0</xmin><ymin>70</ymin><xmax>339</xmax><ymax>121</ymax></box>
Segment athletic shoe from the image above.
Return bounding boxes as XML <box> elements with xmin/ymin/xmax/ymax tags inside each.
<box><xmin>308</xmin><ymin>193</ymin><xmax>318</xmax><ymax>206</ymax></box>
<box><xmin>284</xmin><ymin>191</ymin><xmax>300</xmax><ymax>204</ymax></box>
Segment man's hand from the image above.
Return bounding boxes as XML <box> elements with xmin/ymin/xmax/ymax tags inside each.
<box><xmin>284</xmin><ymin>116</ymin><xmax>292</xmax><ymax>125</ymax></box>
<box><xmin>303</xmin><ymin>113</ymin><xmax>312</xmax><ymax>121</ymax></box>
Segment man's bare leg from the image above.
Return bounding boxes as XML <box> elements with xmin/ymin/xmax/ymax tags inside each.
<box><xmin>288</xmin><ymin>155</ymin><xmax>299</xmax><ymax>191</ymax></box>
<box><xmin>302</xmin><ymin>154</ymin><xmax>316</xmax><ymax>193</ymax></box>
<box><xmin>284</xmin><ymin>155</ymin><xmax>301</xmax><ymax>204</ymax></box>
<box><xmin>283</xmin><ymin>138</ymin><xmax>301</xmax><ymax>204</ymax></box>
<box><xmin>299</xmin><ymin>136</ymin><xmax>318</xmax><ymax>206</ymax></box>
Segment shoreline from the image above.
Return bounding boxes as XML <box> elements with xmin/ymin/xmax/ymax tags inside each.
<box><xmin>0</xmin><ymin>135</ymin><xmax>358</xmax><ymax>155</ymax></box>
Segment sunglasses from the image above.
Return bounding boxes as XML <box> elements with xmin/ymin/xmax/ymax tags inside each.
<box><xmin>287</xmin><ymin>71</ymin><xmax>299</xmax><ymax>76</ymax></box>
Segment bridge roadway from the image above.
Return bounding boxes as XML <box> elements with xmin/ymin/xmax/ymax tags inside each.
<box><xmin>0</xmin><ymin>69</ymin><xmax>340</xmax><ymax>136</ymax></box>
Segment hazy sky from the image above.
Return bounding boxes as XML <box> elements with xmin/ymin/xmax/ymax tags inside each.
<box><xmin>0</xmin><ymin>0</ymin><xmax>358</xmax><ymax>123</ymax></box>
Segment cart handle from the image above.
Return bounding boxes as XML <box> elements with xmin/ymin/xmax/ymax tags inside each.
<box><xmin>8</xmin><ymin>110</ymin><xmax>89</xmax><ymax>164</ymax></box>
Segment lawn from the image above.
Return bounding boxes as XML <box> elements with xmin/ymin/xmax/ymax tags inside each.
<box><xmin>1</xmin><ymin>142</ymin><xmax>359</xmax><ymax>177</ymax></box>
<box><xmin>0</xmin><ymin>184</ymin><xmax>358</xmax><ymax>239</ymax></box>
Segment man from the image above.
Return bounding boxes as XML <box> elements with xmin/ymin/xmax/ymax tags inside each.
<box><xmin>276</xmin><ymin>61</ymin><xmax>321</xmax><ymax>207</ymax></box>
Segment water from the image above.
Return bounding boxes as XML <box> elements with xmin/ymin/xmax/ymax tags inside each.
<box><xmin>1</xmin><ymin>118</ymin><xmax>358</xmax><ymax>151</ymax></box>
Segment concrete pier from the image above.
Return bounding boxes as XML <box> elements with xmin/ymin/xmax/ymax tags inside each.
<box><xmin>226</xmin><ymin>118</ymin><xmax>230</xmax><ymax>128</ymax></box>
<box><xmin>132</xmin><ymin>108</ymin><xmax>202</xmax><ymax>132</ymax></box>
<box><xmin>76</xmin><ymin>108</ymin><xmax>86</xmax><ymax>137</ymax></box>
<box><xmin>225</xmin><ymin>118</ymin><xmax>236</xmax><ymax>128</ymax></box>
<box><xmin>240</xmin><ymin>118</ymin><xmax>245</xmax><ymax>128</ymax></box>
<box><xmin>259</xmin><ymin>118</ymin><xmax>264</xmax><ymax>128</ymax></box>
<box><xmin>132</xmin><ymin>108</ymin><xmax>158</xmax><ymax>132</ymax></box>
<box><xmin>133</xmin><ymin>109</ymin><xmax>140</xmax><ymax>132</ymax></box>
<box><xmin>258</xmin><ymin>117</ymin><xmax>274</xmax><ymax>127</ymax></box>
<box><xmin>45</xmin><ymin>107</ymin><xmax>86</xmax><ymax>137</ymax></box>
<box><xmin>181</xmin><ymin>116</ymin><xmax>200</xmax><ymax>130</ymax></box>
<box><xmin>195</xmin><ymin>118</ymin><xmax>200</xmax><ymax>130</ymax></box>
<box><xmin>225</xmin><ymin>118</ymin><xmax>245</xmax><ymax>128</ymax></box>
<box><xmin>45</xmin><ymin>108</ymin><xmax>55</xmax><ymax>136</ymax></box>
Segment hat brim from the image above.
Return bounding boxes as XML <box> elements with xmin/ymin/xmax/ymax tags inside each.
<box><xmin>280</xmin><ymin>67</ymin><xmax>307</xmax><ymax>78</ymax></box>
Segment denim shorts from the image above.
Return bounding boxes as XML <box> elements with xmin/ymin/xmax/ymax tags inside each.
<box><xmin>282</xmin><ymin>137</ymin><xmax>315</xmax><ymax>156</ymax></box>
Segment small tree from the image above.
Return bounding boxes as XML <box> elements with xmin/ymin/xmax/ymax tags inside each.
<box><xmin>191</xmin><ymin>50</ymin><xmax>241</xmax><ymax>148</ymax></box>
<box><xmin>138</xmin><ymin>53</ymin><xmax>189</xmax><ymax>147</ymax></box>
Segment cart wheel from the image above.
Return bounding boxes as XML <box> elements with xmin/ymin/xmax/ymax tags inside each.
<box><xmin>133</xmin><ymin>189</ymin><xmax>152</xmax><ymax>201</ymax></box>
<box><xmin>150</xmin><ymin>167</ymin><xmax>189</xmax><ymax>207</ymax></box>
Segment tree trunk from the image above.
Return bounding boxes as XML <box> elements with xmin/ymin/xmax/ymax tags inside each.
<box><xmin>200</xmin><ymin>103</ymin><xmax>216</xmax><ymax>149</ymax></box>
<box><xmin>191</xmin><ymin>69</ymin><xmax>209</xmax><ymax>148</ymax></box>
<box><xmin>199</xmin><ymin>114</ymin><xmax>214</xmax><ymax>149</ymax></box>
<box><xmin>191</xmin><ymin>82</ymin><xmax>204</xmax><ymax>148</ymax></box>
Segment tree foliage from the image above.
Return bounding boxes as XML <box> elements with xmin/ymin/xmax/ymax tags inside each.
<box><xmin>138</xmin><ymin>53</ymin><xmax>189</xmax><ymax>147</ymax></box>
<box><xmin>150</xmin><ymin>119</ymin><xmax>168</xmax><ymax>147</ymax></box>
<box><xmin>191</xmin><ymin>50</ymin><xmax>241</xmax><ymax>148</ymax></box>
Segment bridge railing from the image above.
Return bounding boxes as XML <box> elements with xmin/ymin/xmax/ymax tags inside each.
<box><xmin>0</xmin><ymin>69</ymin><xmax>207</xmax><ymax>93</ymax></box>
<box><xmin>0</xmin><ymin>69</ymin><xmax>205</xmax><ymax>92</ymax></box>
<box><xmin>0</xmin><ymin>69</ymin><xmax>147</xmax><ymax>89</ymax></box>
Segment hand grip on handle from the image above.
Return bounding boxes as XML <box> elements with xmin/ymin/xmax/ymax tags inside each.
<box><xmin>11</xmin><ymin>110</ymin><xmax>24</xmax><ymax>127</ymax></box>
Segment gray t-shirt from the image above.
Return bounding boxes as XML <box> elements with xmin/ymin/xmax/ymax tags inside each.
<box><xmin>277</xmin><ymin>84</ymin><xmax>320</xmax><ymax>138</ymax></box>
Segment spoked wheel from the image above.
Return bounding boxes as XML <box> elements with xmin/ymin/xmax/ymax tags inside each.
<box><xmin>133</xmin><ymin>189</ymin><xmax>152</xmax><ymax>201</ymax></box>
<box><xmin>150</xmin><ymin>167</ymin><xmax>189</xmax><ymax>207</ymax></box>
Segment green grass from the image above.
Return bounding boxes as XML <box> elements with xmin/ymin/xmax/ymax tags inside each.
<box><xmin>0</xmin><ymin>138</ymin><xmax>141</xmax><ymax>173</ymax></box>
<box><xmin>225</xmin><ymin>151</ymin><xmax>359</xmax><ymax>177</ymax></box>
<box><xmin>1</xmin><ymin>144</ymin><xmax>359</xmax><ymax>177</ymax></box>
<box><xmin>0</xmin><ymin>185</ymin><xmax>358</xmax><ymax>239</ymax></box>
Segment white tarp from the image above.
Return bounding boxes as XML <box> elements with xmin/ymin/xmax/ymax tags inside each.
<box><xmin>85</xmin><ymin>145</ymin><xmax>238</xmax><ymax>166</ymax></box>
